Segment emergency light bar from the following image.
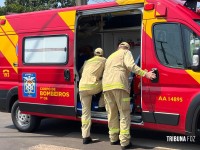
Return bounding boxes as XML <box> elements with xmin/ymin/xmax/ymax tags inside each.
<box><xmin>184</xmin><ymin>0</ymin><xmax>200</xmax><ymax>14</ymax></box>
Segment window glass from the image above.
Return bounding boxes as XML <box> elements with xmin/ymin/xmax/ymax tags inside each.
<box><xmin>195</xmin><ymin>20</ymin><xmax>200</xmax><ymax>26</ymax></box>
<box><xmin>24</xmin><ymin>35</ymin><xmax>68</xmax><ymax>64</ymax></box>
<box><xmin>154</xmin><ymin>24</ymin><xmax>184</xmax><ymax>68</ymax></box>
<box><xmin>182</xmin><ymin>25</ymin><xmax>200</xmax><ymax>66</ymax></box>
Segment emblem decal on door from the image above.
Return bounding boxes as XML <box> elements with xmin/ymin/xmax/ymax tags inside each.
<box><xmin>22</xmin><ymin>73</ymin><xmax>37</xmax><ymax>98</ymax></box>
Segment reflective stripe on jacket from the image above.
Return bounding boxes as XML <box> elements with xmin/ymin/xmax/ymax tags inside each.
<box><xmin>79</xmin><ymin>56</ymin><xmax>106</xmax><ymax>91</ymax></box>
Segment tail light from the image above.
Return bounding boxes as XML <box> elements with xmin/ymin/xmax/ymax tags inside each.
<box><xmin>0</xmin><ymin>19</ymin><xmax>6</xmax><ymax>25</ymax></box>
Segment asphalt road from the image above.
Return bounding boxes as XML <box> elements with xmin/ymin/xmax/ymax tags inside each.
<box><xmin>0</xmin><ymin>111</ymin><xmax>200</xmax><ymax>150</ymax></box>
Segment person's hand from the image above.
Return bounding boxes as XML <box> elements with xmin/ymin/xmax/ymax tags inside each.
<box><xmin>145</xmin><ymin>71</ymin><xmax>156</xmax><ymax>80</ymax></box>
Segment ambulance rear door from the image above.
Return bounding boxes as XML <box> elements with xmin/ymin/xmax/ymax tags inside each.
<box><xmin>18</xmin><ymin>10</ymin><xmax>77</xmax><ymax>118</ymax></box>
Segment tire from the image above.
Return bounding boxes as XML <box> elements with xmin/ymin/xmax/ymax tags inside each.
<box><xmin>11</xmin><ymin>100</ymin><xmax>41</xmax><ymax>132</ymax></box>
<box><xmin>196</xmin><ymin>113</ymin><xmax>200</xmax><ymax>138</ymax></box>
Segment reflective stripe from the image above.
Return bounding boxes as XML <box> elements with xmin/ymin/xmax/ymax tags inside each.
<box><xmin>122</xmin><ymin>97</ymin><xmax>130</xmax><ymax>102</ymax></box>
<box><xmin>137</xmin><ymin>70</ymin><xmax>146</xmax><ymax>77</ymax></box>
<box><xmin>87</xmin><ymin>56</ymin><xmax>101</xmax><ymax>63</ymax></box>
<box><xmin>103</xmin><ymin>82</ymin><xmax>125</xmax><ymax>91</ymax></box>
<box><xmin>120</xmin><ymin>129</ymin><xmax>129</xmax><ymax>135</ymax></box>
<box><xmin>79</xmin><ymin>83</ymin><xmax>101</xmax><ymax>91</ymax></box>
<box><xmin>82</xmin><ymin>119</ymin><xmax>90</xmax><ymax>125</ymax></box>
<box><xmin>109</xmin><ymin>128</ymin><xmax>120</xmax><ymax>134</ymax></box>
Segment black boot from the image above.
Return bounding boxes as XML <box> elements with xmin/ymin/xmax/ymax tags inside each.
<box><xmin>110</xmin><ymin>140</ymin><xmax>120</xmax><ymax>145</ymax></box>
<box><xmin>121</xmin><ymin>142</ymin><xmax>132</xmax><ymax>150</ymax></box>
<box><xmin>83</xmin><ymin>137</ymin><xmax>92</xmax><ymax>144</ymax></box>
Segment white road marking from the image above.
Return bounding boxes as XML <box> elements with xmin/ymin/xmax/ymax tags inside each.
<box><xmin>28</xmin><ymin>144</ymin><xmax>80</xmax><ymax>150</ymax></box>
<box><xmin>155</xmin><ymin>147</ymin><xmax>180</xmax><ymax>150</ymax></box>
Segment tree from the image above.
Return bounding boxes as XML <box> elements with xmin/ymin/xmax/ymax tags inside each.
<box><xmin>76</xmin><ymin>0</ymin><xmax>87</xmax><ymax>6</ymax></box>
<box><xmin>0</xmin><ymin>0</ymin><xmax>76</xmax><ymax>16</ymax></box>
<box><xmin>0</xmin><ymin>6</ymin><xmax>6</xmax><ymax>15</ymax></box>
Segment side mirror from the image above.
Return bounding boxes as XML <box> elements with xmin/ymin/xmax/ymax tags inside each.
<box><xmin>191</xmin><ymin>48</ymin><xmax>200</xmax><ymax>71</ymax></box>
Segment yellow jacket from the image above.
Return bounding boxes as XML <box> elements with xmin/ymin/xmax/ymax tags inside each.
<box><xmin>102</xmin><ymin>49</ymin><xmax>146</xmax><ymax>93</ymax></box>
<box><xmin>79</xmin><ymin>56</ymin><xmax>106</xmax><ymax>91</ymax></box>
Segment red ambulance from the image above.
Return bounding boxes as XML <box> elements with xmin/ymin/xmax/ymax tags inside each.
<box><xmin>0</xmin><ymin>0</ymin><xmax>200</xmax><ymax>137</ymax></box>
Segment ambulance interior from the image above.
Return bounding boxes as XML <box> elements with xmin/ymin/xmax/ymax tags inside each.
<box><xmin>76</xmin><ymin>8</ymin><xmax>143</xmax><ymax>123</ymax></box>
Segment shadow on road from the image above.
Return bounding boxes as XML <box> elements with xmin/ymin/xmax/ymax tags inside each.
<box><xmin>4</xmin><ymin>117</ymin><xmax>200</xmax><ymax>150</ymax></box>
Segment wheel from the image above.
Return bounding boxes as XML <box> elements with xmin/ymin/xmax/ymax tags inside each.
<box><xmin>196</xmin><ymin>114</ymin><xmax>200</xmax><ymax>137</ymax></box>
<box><xmin>11</xmin><ymin>100</ymin><xmax>41</xmax><ymax>132</ymax></box>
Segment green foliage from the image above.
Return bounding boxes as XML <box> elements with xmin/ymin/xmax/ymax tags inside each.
<box><xmin>0</xmin><ymin>0</ymin><xmax>76</xmax><ymax>16</ymax></box>
<box><xmin>0</xmin><ymin>6</ymin><xmax>6</xmax><ymax>16</ymax></box>
<box><xmin>6</xmin><ymin>3</ymin><xmax>24</xmax><ymax>13</ymax></box>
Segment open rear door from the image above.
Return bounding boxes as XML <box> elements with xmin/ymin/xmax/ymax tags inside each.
<box><xmin>18</xmin><ymin>10</ymin><xmax>77</xmax><ymax>118</ymax></box>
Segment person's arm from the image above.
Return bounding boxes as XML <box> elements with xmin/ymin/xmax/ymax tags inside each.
<box><xmin>124</xmin><ymin>51</ymin><xmax>147</xmax><ymax>76</ymax></box>
<box><xmin>124</xmin><ymin>51</ymin><xmax>156</xmax><ymax>80</ymax></box>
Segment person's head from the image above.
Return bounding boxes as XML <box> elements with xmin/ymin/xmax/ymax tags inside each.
<box><xmin>118</xmin><ymin>42</ymin><xmax>130</xmax><ymax>50</ymax></box>
<box><xmin>94</xmin><ymin>48</ymin><xmax>104</xmax><ymax>57</ymax></box>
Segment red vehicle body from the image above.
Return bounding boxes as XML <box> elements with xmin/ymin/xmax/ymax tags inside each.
<box><xmin>1</xmin><ymin>0</ymin><xmax>200</xmax><ymax>137</ymax></box>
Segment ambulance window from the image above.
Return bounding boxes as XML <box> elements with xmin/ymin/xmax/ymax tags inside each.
<box><xmin>182</xmin><ymin>25</ymin><xmax>200</xmax><ymax>67</ymax></box>
<box><xmin>23</xmin><ymin>35</ymin><xmax>68</xmax><ymax>64</ymax></box>
<box><xmin>195</xmin><ymin>20</ymin><xmax>200</xmax><ymax>25</ymax></box>
<box><xmin>154</xmin><ymin>24</ymin><xmax>184</xmax><ymax>68</ymax></box>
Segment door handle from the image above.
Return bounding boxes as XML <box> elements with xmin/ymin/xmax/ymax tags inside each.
<box><xmin>13</xmin><ymin>62</ymin><xmax>18</xmax><ymax>67</ymax></box>
<box><xmin>151</xmin><ymin>68</ymin><xmax>159</xmax><ymax>83</ymax></box>
<box><xmin>64</xmin><ymin>69</ymin><xmax>70</xmax><ymax>81</ymax></box>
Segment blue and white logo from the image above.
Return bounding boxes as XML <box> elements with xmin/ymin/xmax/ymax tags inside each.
<box><xmin>22</xmin><ymin>73</ymin><xmax>36</xmax><ymax>98</ymax></box>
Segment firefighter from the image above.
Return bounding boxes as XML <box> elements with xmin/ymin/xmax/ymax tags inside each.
<box><xmin>102</xmin><ymin>42</ymin><xmax>156</xmax><ymax>150</ymax></box>
<box><xmin>79</xmin><ymin>48</ymin><xmax>106</xmax><ymax>144</ymax></box>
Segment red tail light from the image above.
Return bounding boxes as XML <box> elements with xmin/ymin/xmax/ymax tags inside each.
<box><xmin>144</xmin><ymin>3</ymin><xmax>155</xmax><ymax>11</ymax></box>
<box><xmin>0</xmin><ymin>19</ymin><xmax>6</xmax><ymax>25</ymax></box>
